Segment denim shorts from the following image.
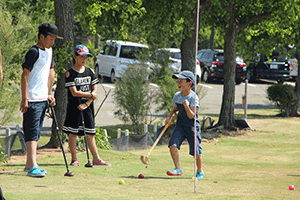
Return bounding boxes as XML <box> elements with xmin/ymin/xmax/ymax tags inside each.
<box><xmin>23</xmin><ymin>101</ymin><xmax>47</xmax><ymax>142</ymax></box>
<box><xmin>168</xmin><ymin>125</ymin><xmax>203</xmax><ymax>156</ymax></box>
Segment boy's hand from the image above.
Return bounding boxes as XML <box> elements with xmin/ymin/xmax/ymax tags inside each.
<box><xmin>91</xmin><ymin>92</ymin><xmax>97</xmax><ymax>100</ymax></box>
<box><xmin>20</xmin><ymin>99</ymin><xmax>28</xmax><ymax>113</ymax></box>
<box><xmin>78</xmin><ymin>103</ymin><xmax>88</xmax><ymax>110</ymax></box>
<box><xmin>165</xmin><ymin>117</ymin><xmax>170</xmax><ymax>125</ymax></box>
<box><xmin>48</xmin><ymin>96</ymin><xmax>56</xmax><ymax>106</ymax></box>
<box><xmin>183</xmin><ymin>99</ymin><xmax>189</xmax><ymax>108</ymax></box>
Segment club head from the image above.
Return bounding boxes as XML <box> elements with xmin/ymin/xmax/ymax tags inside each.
<box><xmin>64</xmin><ymin>171</ymin><xmax>74</xmax><ymax>177</ymax></box>
<box><xmin>140</xmin><ymin>154</ymin><xmax>151</xmax><ymax>165</ymax></box>
<box><xmin>85</xmin><ymin>162</ymin><xmax>93</xmax><ymax>168</ymax></box>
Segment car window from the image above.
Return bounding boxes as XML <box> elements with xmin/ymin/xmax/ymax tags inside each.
<box><xmin>170</xmin><ymin>52</ymin><xmax>181</xmax><ymax>59</ymax></box>
<box><xmin>108</xmin><ymin>46</ymin><xmax>117</xmax><ymax>56</ymax></box>
<box><xmin>120</xmin><ymin>45</ymin><xmax>148</xmax><ymax>59</ymax></box>
<box><xmin>103</xmin><ymin>45</ymin><xmax>109</xmax><ymax>55</ymax></box>
<box><xmin>204</xmin><ymin>52</ymin><xmax>211</xmax><ymax>60</ymax></box>
<box><xmin>197</xmin><ymin>52</ymin><xmax>203</xmax><ymax>60</ymax></box>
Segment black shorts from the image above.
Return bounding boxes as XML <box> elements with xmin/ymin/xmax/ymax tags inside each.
<box><xmin>63</xmin><ymin>104</ymin><xmax>96</xmax><ymax>136</ymax></box>
<box><xmin>168</xmin><ymin>125</ymin><xmax>202</xmax><ymax>156</ymax></box>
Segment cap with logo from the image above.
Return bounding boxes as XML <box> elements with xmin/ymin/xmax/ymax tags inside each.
<box><xmin>74</xmin><ymin>45</ymin><xmax>93</xmax><ymax>57</ymax></box>
<box><xmin>38</xmin><ymin>23</ymin><xmax>63</xmax><ymax>39</ymax></box>
<box><xmin>172</xmin><ymin>70</ymin><xmax>196</xmax><ymax>85</ymax></box>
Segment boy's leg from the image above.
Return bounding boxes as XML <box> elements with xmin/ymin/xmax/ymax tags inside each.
<box><xmin>169</xmin><ymin>146</ymin><xmax>180</xmax><ymax>170</ymax></box>
<box><xmin>25</xmin><ymin>141</ymin><xmax>38</xmax><ymax>169</ymax></box>
<box><xmin>195</xmin><ymin>154</ymin><xmax>203</xmax><ymax>173</ymax></box>
<box><xmin>68</xmin><ymin>134</ymin><xmax>78</xmax><ymax>161</ymax></box>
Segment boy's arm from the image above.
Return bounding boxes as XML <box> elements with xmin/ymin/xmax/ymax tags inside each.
<box><xmin>183</xmin><ymin>99</ymin><xmax>196</xmax><ymax>119</ymax></box>
<box><xmin>165</xmin><ymin>105</ymin><xmax>178</xmax><ymax>125</ymax></box>
<box><xmin>48</xmin><ymin>68</ymin><xmax>56</xmax><ymax>106</ymax></box>
<box><xmin>20</xmin><ymin>68</ymin><xmax>30</xmax><ymax>113</ymax></box>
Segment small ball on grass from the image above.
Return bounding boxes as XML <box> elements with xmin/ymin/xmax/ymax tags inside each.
<box><xmin>119</xmin><ymin>180</ymin><xmax>125</xmax><ymax>185</ymax></box>
<box><xmin>138</xmin><ymin>174</ymin><xmax>144</xmax><ymax>178</ymax></box>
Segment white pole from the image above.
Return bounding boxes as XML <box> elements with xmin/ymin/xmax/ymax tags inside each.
<box><xmin>125</xmin><ymin>129</ymin><xmax>129</xmax><ymax>151</ymax></box>
<box><xmin>154</xmin><ymin>122</ymin><xmax>157</xmax><ymax>138</ymax></box>
<box><xmin>194</xmin><ymin>0</ymin><xmax>200</xmax><ymax>193</ymax></box>
<box><xmin>104</xmin><ymin>129</ymin><xmax>108</xmax><ymax>142</ymax></box>
<box><xmin>117</xmin><ymin>128</ymin><xmax>121</xmax><ymax>139</ymax></box>
<box><xmin>144</xmin><ymin>124</ymin><xmax>148</xmax><ymax>135</ymax></box>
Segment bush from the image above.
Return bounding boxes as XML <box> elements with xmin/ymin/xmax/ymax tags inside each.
<box><xmin>113</xmin><ymin>65</ymin><xmax>153</xmax><ymax>135</ymax></box>
<box><xmin>76</xmin><ymin>127</ymin><xmax>111</xmax><ymax>150</ymax></box>
<box><xmin>267</xmin><ymin>84</ymin><xmax>298</xmax><ymax>117</ymax></box>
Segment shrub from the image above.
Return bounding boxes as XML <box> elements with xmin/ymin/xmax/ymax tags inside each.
<box><xmin>113</xmin><ymin>65</ymin><xmax>153</xmax><ymax>135</ymax></box>
<box><xmin>76</xmin><ymin>127</ymin><xmax>111</xmax><ymax>150</ymax></box>
<box><xmin>267</xmin><ymin>84</ymin><xmax>298</xmax><ymax>117</ymax></box>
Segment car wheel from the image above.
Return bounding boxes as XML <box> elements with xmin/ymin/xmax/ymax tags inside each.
<box><xmin>196</xmin><ymin>75</ymin><xmax>200</xmax><ymax>84</ymax></box>
<box><xmin>95</xmin><ymin>65</ymin><xmax>100</xmax><ymax>79</ymax></box>
<box><xmin>110</xmin><ymin>70</ymin><xmax>115</xmax><ymax>83</ymax></box>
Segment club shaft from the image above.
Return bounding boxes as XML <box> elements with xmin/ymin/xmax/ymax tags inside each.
<box><xmin>50</xmin><ymin>106</ymin><xmax>71</xmax><ymax>173</ymax></box>
<box><xmin>78</xmin><ymin>98</ymin><xmax>91</xmax><ymax>163</ymax></box>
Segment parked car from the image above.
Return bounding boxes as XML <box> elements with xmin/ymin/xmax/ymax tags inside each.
<box><xmin>94</xmin><ymin>40</ymin><xmax>150</xmax><ymax>82</ymax></box>
<box><xmin>247</xmin><ymin>49</ymin><xmax>291</xmax><ymax>83</ymax></box>
<box><xmin>153</xmin><ymin>48</ymin><xmax>201</xmax><ymax>83</ymax></box>
<box><xmin>197</xmin><ymin>49</ymin><xmax>246</xmax><ymax>84</ymax></box>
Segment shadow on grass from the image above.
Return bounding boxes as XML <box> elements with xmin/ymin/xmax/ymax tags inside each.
<box><xmin>202</xmin><ymin>113</ymin><xmax>282</xmax><ymax>120</ymax></box>
<box><xmin>121</xmin><ymin>175</ymin><xmax>191</xmax><ymax>180</ymax></box>
<box><xmin>287</xmin><ymin>174</ymin><xmax>300</xmax><ymax>177</ymax></box>
<box><xmin>4</xmin><ymin>163</ymin><xmax>64</xmax><ymax>167</ymax></box>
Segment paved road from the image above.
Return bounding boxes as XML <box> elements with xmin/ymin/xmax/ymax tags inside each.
<box><xmin>1</xmin><ymin>80</ymin><xmax>293</xmax><ymax>135</ymax></box>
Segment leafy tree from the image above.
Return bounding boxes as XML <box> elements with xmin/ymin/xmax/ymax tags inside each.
<box><xmin>201</xmin><ymin>0</ymin><xmax>294</xmax><ymax>129</ymax></box>
<box><xmin>0</xmin><ymin>1</ymin><xmax>51</xmax><ymax>127</ymax></box>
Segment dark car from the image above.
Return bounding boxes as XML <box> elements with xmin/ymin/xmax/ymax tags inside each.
<box><xmin>247</xmin><ymin>49</ymin><xmax>291</xmax><ymax>83</ymax></box>
<box><xmin>197</xmin><ymin>49</ymin><xmax>246</xmax><ymax>84</ymax></box>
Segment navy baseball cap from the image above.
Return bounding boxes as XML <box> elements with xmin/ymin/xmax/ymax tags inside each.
<box><xmin>172</xmin><ymin>70</ymin><xmax>196</xmax><ymax>85</ymax></box>
<box><xmin>38</xmin><ymin>23</ymin><xmax>63</xmax><ymax>39</ymax></box>
<box><xmin>74</xmin><ymin>45</ymin><xmax>93</xmax><ymax>57</ymax></box>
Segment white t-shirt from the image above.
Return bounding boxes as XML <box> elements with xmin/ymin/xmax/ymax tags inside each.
<box><xmin>22</xmin><ymin>46</ymin><xmax>55</xmax><ymax>102</ymax></box>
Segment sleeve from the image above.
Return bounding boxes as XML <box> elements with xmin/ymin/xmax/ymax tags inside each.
<box><xmin>89</xmin><ymin>68</ymin><xmax>99</xmax><ymax>86</ymax></box>
<box><xmin>190</xmin><ymin>93</ymin><xmax>199</xmax><ymax>108</ymax></box>
<box><xmin>22</xmin><ymin>47</ymin><xmax>39</xmax><ymax>71</ymax></box>
<box><xmin>172</xmin><ymin>93</ymin><xmax>178</xmax><ymax>105</ymax></box>
<box><xmin>65</xmin><ymin>70</ymin><xmax>75</xmax><ymax>88</ymax></box>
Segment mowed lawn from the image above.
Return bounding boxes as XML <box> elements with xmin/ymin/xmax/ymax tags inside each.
<box><xmin>0</xmin><ymin>115</ymin><xmax>300</xmax><ymax>200</ymax></box>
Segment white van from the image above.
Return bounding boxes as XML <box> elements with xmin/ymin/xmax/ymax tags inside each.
<box><xmin>94</xmin><ymin>40</ymin><xmax>149</xmax><ymax>82</ymax></box>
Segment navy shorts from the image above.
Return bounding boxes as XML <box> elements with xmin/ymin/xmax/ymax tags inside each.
<box><xmin>168</xmin><ymin>125</ymin><xmax>203</xmax><ymax>156</ymax></box>
<box><xmin>23</xmin><ymin>101</ymin><xmax>47</xmax><ymax>142</ymax></box>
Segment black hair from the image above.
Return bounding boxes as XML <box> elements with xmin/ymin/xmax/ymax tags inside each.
<box><xmin>38</xmin><ymin>32</ymin><xmax>48</xmax><ymax>40</ymax></box>
<box><xmin>186</xmin><ymin>78</ymin><xmax>194</xmax><ymax>87</ymax></box>
<box><xmin>72</xmin><ymin>53</ymin><xmax>79</xmax><ymax>64</ymax></box>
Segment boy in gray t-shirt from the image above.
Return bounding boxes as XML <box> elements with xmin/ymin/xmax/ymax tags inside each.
<box><xmin>165</xmin><ymin>70</ymin><xmax>204</xmax><ymax>180</ymax></box>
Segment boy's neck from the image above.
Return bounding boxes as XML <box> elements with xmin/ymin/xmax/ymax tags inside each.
<box><xmin>36</xmin><ymin>41</ymin><xmax>46</xmax><ymax>49</ymax></box>
<box><xmin>181</xmin><ymin>89</ymin><xmax>192</xmax><ymax>97</ymax></box>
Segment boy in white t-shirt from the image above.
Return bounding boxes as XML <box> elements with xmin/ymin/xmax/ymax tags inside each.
<box><xmin>20</xmin><ymin>23</ymin><xmax>62</xmax><ymax>177</ymax></box>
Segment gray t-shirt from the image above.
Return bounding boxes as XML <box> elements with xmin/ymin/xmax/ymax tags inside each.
<box><xmin>172</xmin><ymin>91</ymin><xmax>200</xmax><ymax>127</ymax></box>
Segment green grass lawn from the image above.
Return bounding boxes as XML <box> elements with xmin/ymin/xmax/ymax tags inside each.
<box><xmin>1</xmin><ymin>109</ymin><xmax>300</xmax><ymax>199</ymax></box>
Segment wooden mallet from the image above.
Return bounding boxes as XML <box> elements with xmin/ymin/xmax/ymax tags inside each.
<box><xmin>140</xmin><ymin>114</ymin><xmax>175</xmax><ymax>164</ymax></box>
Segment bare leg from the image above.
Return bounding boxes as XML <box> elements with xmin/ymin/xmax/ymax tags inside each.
<box><xmin>25</xmin><ymin>141</ymin><xmax>38</xmax><ymax>169</ymax></box>
<box><xmin>86</xmin><ymin>134</ymin><xmax>100</xmax><ymax>161</ymax></box>
<box><xmin>68</xmin><ymin>134</ymin><xmax>77</xmax><ymax>161</ymax></box>
<box><xmin>169</xmin><ymin>146</ymin><xmax>180</xmax><ymax>170</ymax></box>
<box><xmin>195</xmin><ymin>154</ymin><xmax>203</xmax><ymax>173</ymax></box>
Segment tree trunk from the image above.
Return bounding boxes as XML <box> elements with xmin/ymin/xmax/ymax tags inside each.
<box><xmin>217</xmin><ymin>13</ymin><xmax>237</xmax><ymax>130</ymax></box>
<box><xmin>45</xmin><ymin>0</ymin><xmax>74</xmax><ymax>148</ymax></box>
<box><xmin>180</xmin><ymin>9</ymin><xmax>197</xmax><ymax>72</ymax></box>
<box><xmin>209</xmin><ymin>27</ymin><xmax>216</xmax><ymax>50</ymax></box>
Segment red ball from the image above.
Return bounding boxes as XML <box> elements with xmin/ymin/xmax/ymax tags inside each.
<box><xmin>289</xmin><ymin>185</ymin><xmax>295</xmax><ymax>190</ymax></box>
<box><xmin>138</xmin><ymin>174</ymin><xmax>144</xmax><ymax>178</ymax></box>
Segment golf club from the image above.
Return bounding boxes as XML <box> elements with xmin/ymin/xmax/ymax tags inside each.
<box><xmin>50</xmin><ymin>105</ymin><xmax>74</xmax><ymax>177</ymax></box>
<box><xmin>140</xmin><ymin>114</ymin><xmax>175</xmax><ymax>164</ymax></box>
<box><xmin>78</xmin><ymin>98</ymin><xmax>93</xmax><ymax>168</ymax></box>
